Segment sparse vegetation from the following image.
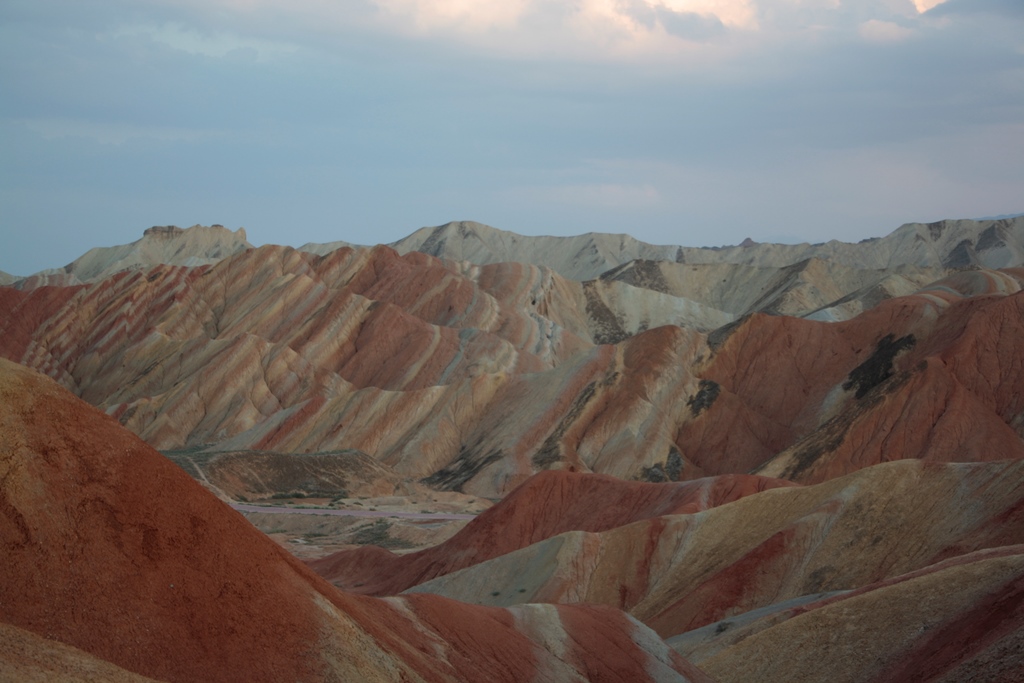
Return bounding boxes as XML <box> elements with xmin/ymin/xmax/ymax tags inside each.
<box><xmin>351</xmin><ymin>520</ymin><xmax>413</xmax><ymax>549</ymax></box>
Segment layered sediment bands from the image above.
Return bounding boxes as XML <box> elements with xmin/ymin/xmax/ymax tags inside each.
<box><xmin>0</xmin><ymin>284</ymin><xmax>83</xmax><ymax>362</ymax></box>
<box><xmin>303</xmin><ymin>217</ymin><xmax>1024</xmax><ymax>279</ymax></box>
<box><xmin>0</xmin><ymin>238</ymin><xmax>729</xmax><ymax>494</ymax></box>
<box><xmin>396</xmin><ymin>460</ymin><xmax>1024</xmax><ymax>641</ymax></box>
<box><xmin>696</xmin><ymin>546</ymin><xmax>1024</xmax><ymax>683</ymax></box>
<box><xmin>601</xmin><ymin>257</ymin><xmax>944</xmax><ymax>320</ymax></box>
<box><xmin>0</xmin><ymin>359</ymin><xmax>711</xmax><ymax>683</ymax></box>
<box><xmin>309</xmin><ymin>469</ymin><xmax>795</xmax><ymax>594</ymax></box>
<box><xmin>3</xmin><ymin>226</ymin><xmax>1024</xmax><ymax>497</ymax></box>
<box><xmin>0</xmin><ymin>622</ymin><xmax>162</xmax><ymax>683</ymax></box>
<box><xmin>679</xmin><ymin>288</ymin><xmax>1024</xmax><ymax>481</ymax></box>
<box><xmin>766</xmin><ymin>288</ymin><xmax>1024</xmax><ymax>481</ymax></box>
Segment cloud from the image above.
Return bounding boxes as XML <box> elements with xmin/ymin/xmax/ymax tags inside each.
<box><xmin>656</xmin><ymin>0</ymin><xmax>758</xmax><ymax>29</ymax></box>
<box><xmin>926</xmin><ymin>0</ymin><xmax>1024</xmax><ymax>18</ymax></box>
<box><xmin>373</xmin><ymin>0</ymin><xmax>530</xmax><ymax>32</ymax></box>
<box><xmin>858</xmin><ymin>19</ymin><xmax>914</xmax><ymax>42</ymax></box>
<box><xmin>1</xmin><ymin>0</ymin><xmax>1022</xmax><ymax>274</ymax></box>
<box><xmin>618</xmin><ymin>1</ymin><xmax>729</xmax><ymax>41</ymax></box>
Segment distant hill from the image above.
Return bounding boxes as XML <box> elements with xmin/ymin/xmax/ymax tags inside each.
<box><xmin>304</xmin><ymin>216</ymin><xmax>1024</xmax><ymax>280</ymax></box>
<box><xmin>3</xmin><ymin>238</ymin><xmax>1023</xmax><ymax>498</ymax></box>
<box><xmin>12</xmin><ymin>224</ymin><xmax>252</xmax><ymax>288</ymax></box>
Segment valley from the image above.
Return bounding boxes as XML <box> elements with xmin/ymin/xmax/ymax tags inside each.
<box><xmin>2</xmin><ymin>217</ymin><xmax>1023</xmax><ymax>681</ymax></box>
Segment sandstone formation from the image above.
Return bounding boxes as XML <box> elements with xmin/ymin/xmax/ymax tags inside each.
<box><xmin>600</xmin><ymin>257</ymin><xmax>944</xmax><ymax>321</ymax></box>
<box><xmin>0</xmin><ymin>358</ymin><xmax>711</xmax><ymax>683</ymax></box>
<box><xmin>0</xmin><ymin>622</ymin><xmax>162</xmax><ymax>683</ymax></box>
<box><xmin>2</xmin><ymin>226</ymin><xmax>1024</xmax><ymax>498</ymax></box>
<box><xmin>310</xmin><ymin>469</ymin><xmax>795</xmax><ymax>595</ymax></box>
<box><xmin>334</xmin><ymin>459</ymin><xmax>1024</xmax><ymax>683</ymax></box>
<box><xmin>12</xmin><ymin>224</ymin><xmax>251</xmax><ymax>289</ymax></box>
<box><xmin>305</xmin><ymin>216</ymin><xmax>1024</xmax><ymax>280</ymax></box>
<box><xmin>689</xmin><ymin>545</ymin><xmax>1024</xmax><ymax>683</ymax></box>
<box><xmin>4</xmin><ymin>215</ymin><xmax>1024</xmax><ymax>681</ymax></box>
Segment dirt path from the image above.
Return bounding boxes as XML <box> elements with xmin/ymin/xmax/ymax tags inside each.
<box><xmin>230</xmin><ymin>503</ymin><xmax>476</xmax><ymax>520</ymax></box>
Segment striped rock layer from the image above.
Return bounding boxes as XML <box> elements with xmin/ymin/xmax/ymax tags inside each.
<box><xmin>305</xmin><ymin>217</ymin><xmax>1024</xmax><ymax>281</ymax></box>
<box><xmin>0</xmin><ymin>358</ymin><xmax>710</xmax><ymax>683</ymax></box>
<box><xmin>2</xmin><ymin>234</ymin><xmax>1024</xmax><ymax>498</ymax></box>
<box><xmin>313</xmin><ymin>459</ymin><xmax>1024</xmax><ymax>682</ymax></box>
<box><xmin>309</xmin><ymin>469</ymin><xmax>797</xmax><ymax>595</ymax></box>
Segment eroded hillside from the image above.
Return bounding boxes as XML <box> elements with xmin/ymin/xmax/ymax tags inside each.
<box><xmin>2</xmin><ymin>224</ymin><xmax>1023</xmax><ymax>498</ymax></box>
<box><xmin>3</xmin><ymin>218</ymin><xmax>1024</xmax><ymax>682</ymax></box>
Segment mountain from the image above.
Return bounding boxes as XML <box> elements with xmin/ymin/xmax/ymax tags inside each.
<box><xmin>11</xmin><ymin>224</ymin><xmax>251</xmax><ymax>289</ymax></box>
<box><xmin>390</xmin><ymin>460</ymin><xmax>1024</xmax><ymax>625</ymax></box>
<box><xmin>4</xmin><ymin>216</ymin><xmax>1024</xmax><ymax>680</ymax></box>
<box><xmin>317</xmin><ymin>459</ymin><xmax>1024</xmax><ymax>683</ymax></box>
<box><xmin>1</xmin><ymin>237</ymin><xmax>1023</xmax><ymax>499</ymax></box>
<box><xmin>691</xmin><ymin>545</ymin><xmax>1024</xmax><ymax>682</ymax></box>
<box><xmin>599</xmin><ymin>257</ymin><xmax>945</xmax><ymax>320</ymax></box>
<box><xmin>305</xmin><ymin>216</ymin><xmax>1024</xmax><ymax>280</ymax></box>
<box><xmin>0</xmin><ymin>357</ymin><xmax>711</xmax><ymax>683</ymax></box>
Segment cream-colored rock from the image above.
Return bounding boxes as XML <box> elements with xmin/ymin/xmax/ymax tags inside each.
<box><xmin>58</xmin><ymin>224</ymin><xmax>251</xmax><ymax>282</ymax></box>
<box><xmin>302</xmin><ymin>217</ymin><xmax>1024</xmax><ymax>280</ymax></box>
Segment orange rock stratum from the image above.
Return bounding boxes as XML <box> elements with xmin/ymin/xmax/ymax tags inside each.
<box><xmin>2</xmin><ymin>226</ymin><xmax>1023</xmax><ymax>497</ymax></box>
<box><xmin>3</xmin><ymin>220</ymin><xmax>1024</xmax><ymax>681</ymax></box>
<box><xmin>0</xmin><ymin>358</ymin><xmax>712</xmax><ymax>682</ymax></box>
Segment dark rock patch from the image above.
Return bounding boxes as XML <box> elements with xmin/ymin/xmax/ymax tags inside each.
<box><xmin>843</xmin><ymin>334</ymin><xmax>916</xmax><ymax>400</ymax></box>
<box><xmin>687</xmin><ymin>379</ymin><xmax>721</xmax><ymax>417</ymax></box>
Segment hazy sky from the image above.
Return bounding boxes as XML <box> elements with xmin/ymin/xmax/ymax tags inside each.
<box><xmin>2</xmin><ymin>0</ymin><xmax>1022</xmax><ymax>275</ymax></box>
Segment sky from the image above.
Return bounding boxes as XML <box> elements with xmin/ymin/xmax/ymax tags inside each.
<box><xmin>1</xmin><ymin>0</ymin><xmax>1023</xmax><ymax>275</ymax></box>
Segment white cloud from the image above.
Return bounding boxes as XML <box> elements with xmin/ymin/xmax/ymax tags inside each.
<box><xmin>859</xmin><ymin>19</ymin><xmax>914</xmax><ymax>41</ymax></box>
<box><xmin>373</xmin><ymin>0</ymin><xmax>531</xmax><ymax>32</ymax></box>
<box><xmin>105</xmin><ymin>0</ymin><xmax>972</xmax><ymax>63</ymax></box>
<box><xmin>912</xmin><ymin>0</ymin><xmax>949</xmax><ymax>12</ymax></box>
<box><xmin>655</xmin><ymin>0</ymin><xmax>759</xmax><ymax>29</ymax></box>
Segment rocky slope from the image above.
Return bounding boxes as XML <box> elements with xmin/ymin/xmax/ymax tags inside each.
<box><xmin>305</xmin><ymin>216</ymin><xmax>1024</xmax><ymax>280</ymax></box>
<box><xmin>12</xmin><ymin>224</ymin><xmax>251</xmax><ymax>289</ymax></box>
<box><xmin>4</xmin><ymin>216</ymin><xmax>1024</xmax><ymax>681</ymax></box>
<box><xmin>311</xmin><ymin>459</ymin><xmax>1024</xmax><ymax>682</ymax></box>
<box><xmin>599</xmin><ymin>257</ymin><xmax>945</xmax><ymax>321</ymax></box>
<box><xmin>310</xmin><ymin>470</ymin><xmax>795</xmax><ymax>595</ymax></box>
<box><xmin>394</xmin><ymin>460</ymin><xmax>1024</xmax><ymax>624</ymax></box>
<box><xmin>692</xmin><ymin>545</ymin><xmax>1024</xmax><ymax>683</ymax></box>
<box><xmin>0</xmin><ymin>622</ymin><xmax>163</xmax><ymax>683</ymax></box>
<box><xmin>0</xmin><ymin>358</ymin><xmax>711</xmax><ymax>683</ymax></box>
<box><xmin>2</xmin><ymin>230</ymin><xmax>1023</xmax><ymax>498</ymax></box>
